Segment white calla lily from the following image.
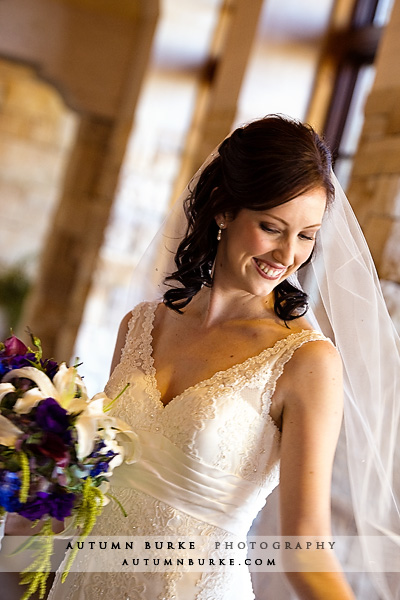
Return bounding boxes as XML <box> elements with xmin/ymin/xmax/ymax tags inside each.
<box><xmin>0</xmin><ymin>414</ymin><xmax>23</xmax><ymax>446</ymax></box>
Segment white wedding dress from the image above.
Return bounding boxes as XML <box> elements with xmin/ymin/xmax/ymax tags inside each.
<box><xmin>48</xmin><ymin>301</ymin><xmax>328</xmax><ymax>600</ymax></box>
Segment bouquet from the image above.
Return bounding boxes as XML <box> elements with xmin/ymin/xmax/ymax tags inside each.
<box><xmin>0</xmin><ymin>333</ymin><xmax>138</xmax><ymax>599</ymax></box>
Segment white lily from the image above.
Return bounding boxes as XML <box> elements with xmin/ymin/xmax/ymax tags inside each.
<box><xmin>74</xmin><ymin>393</ymin><xmax>108</xmax><ymax>459</ymax></box>
<box><xmin>74</xmin><ymin>393</ymin><xmax>141</xmax><ymax>464</ymax></box>
<box><xmin>14</xmin><ymin>388</ymin><xmax>47</xmax><ymax>414</ymax></box>
<box><xmin>2</xmin><ymin>363</ymin><xmax>88</xmax><ymax>413</ymax></box>
<box><xmin>0</xmin><ymin>414</ymin><xmax>23</xmax><ymax>446</ymax></box>
<box><xmin>1</xmin><ymin>368</ymin><xmax>139</xmax><ymax>468</ymax></box>
<box><xmin>112</xmin><ymin>423</ymin><xmax>141</xmax><ymax>465</ymax></box>
<box><xmin>0</xmin><ymin>383</ymin><xmax>15</xmax><ymax>402</ymax></box>
<box><xmin>98</xmin><ymin>438</ymin><xmax>124</xmax><ymax>470</ymax></box>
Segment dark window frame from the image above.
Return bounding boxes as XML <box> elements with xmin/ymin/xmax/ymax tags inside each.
<box><xmin>322</xmin><ymin>0</ymin><xmax>382</xmax><ymax>161</ymax></box>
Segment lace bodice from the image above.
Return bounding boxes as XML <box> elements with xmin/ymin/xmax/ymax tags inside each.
<box><xmin>49</xmin><ymin>301</ymin><xmax>329</xmax><ymax>600</ymax></box>
<box><xmin>106</xmin><ymin>301</ymin><xmax>325</xmax><ymax>489</ymax></box>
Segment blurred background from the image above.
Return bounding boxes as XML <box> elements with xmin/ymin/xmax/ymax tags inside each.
<box><xmin>0</xmin><ymin>0</ymin><xmax>398</xmax><ymax>395</ymax></box>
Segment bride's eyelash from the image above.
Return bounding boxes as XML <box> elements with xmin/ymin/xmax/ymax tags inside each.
<box><xmin>260</xmin><ymin>223</ymin><xmax>316</xmax><ymax>241</ymax></box>
<box><xmin>260</xmin><ymin>224</ymin><xmax>279</xmax><ymax>234</ymax></box>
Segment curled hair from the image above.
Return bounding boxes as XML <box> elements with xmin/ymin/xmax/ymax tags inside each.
<box><xmin>164</xmin><ymin>115</ymin><xmax>334</xmax><ymax>320</ymax></box>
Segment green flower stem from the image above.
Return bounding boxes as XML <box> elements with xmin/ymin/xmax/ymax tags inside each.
<box><xmin>104</xmin><ymin>383</ymin><xmax>130</xmax><ymax>412</ymax></box>
<box><xmin>61</xmin><ymin>477</ymin><xmax>104</xmax><ymax>583</ymax></box>
<box><xmin>27</xmin><ymin>330</ymin><xmax>43</xmax><ymax>361</ymax></box>
<box><xmin>105</xmin><ymin>492</ymin><xmax>127</xmax><ymax>517</ymax></box>
<box><xmin>18</xmin><ymin>451</ymin><xmax>30</xmax><ymax>503</ymax></box>
<box><xmin>19</xmin><ymin>518</ymin><xmax>54</xmax><ymax>600</ymax></box>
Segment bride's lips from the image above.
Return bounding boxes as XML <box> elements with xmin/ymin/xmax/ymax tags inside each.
<box><xmin>252</xmin><ymin>258</ymin><xmax>287</xmax><ymax>280</ymax></box>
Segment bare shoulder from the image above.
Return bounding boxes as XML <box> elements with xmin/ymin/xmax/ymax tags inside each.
<box><xmin>272</xmin><ymin>334</ymin><xmax>342</xmax><ymax>422</ymax></box>
<box><xmin>287</xmin><ymin>336</ymin><xmax>342</xmax><ymax>380</ymax></box>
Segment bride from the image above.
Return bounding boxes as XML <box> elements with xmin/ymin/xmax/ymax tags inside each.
<box><xmin>46</xmin><ymin>115</ymin><xmax>398</xmax><ymax>600</ymax></box>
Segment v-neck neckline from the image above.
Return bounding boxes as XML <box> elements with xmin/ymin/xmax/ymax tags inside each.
<box><xmin>144</xmin><ymin>301</ymin><xmax>313</xmax><ymax>409</ymax></box>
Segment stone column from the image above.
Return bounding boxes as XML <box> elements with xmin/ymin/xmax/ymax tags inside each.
<box><xmin>21</xmin><ymin>116</ymin><xmax>114</xmax><ymax>358</ymax></box>
<box><xmin>0</xmin><ymin>0</ymin><xmax>159</xmax><ymax>359</ymax></box>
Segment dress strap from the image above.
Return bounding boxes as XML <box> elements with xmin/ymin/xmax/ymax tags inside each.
<box><xmin>105</xmin><ymin>301</ymin><xmax>157</xmax><ymax>399</ymax></box>
<box><xmin>261</xmin><ymin>330</ymin><xmax>332</xmax><ymax>418</ymax></box>
<box><xmin>120</xmin><ymin>301</ymin><xmax>157</xmax><ymax>363</ymax></box>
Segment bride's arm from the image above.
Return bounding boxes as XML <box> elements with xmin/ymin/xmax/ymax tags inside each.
<box><xmin>277</xmin><ymin>340</ymin><xmax>355</xmax><ymax>600</ymax></box>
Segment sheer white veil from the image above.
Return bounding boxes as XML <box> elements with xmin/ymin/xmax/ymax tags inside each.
<box><xmin>127</xmin><ymin>129</ymin><xmax>400</xmax><ymax>599</ymax></box>
<box><xmin>299</xmin><ymin>174</ymin><xmax>400</xmax><ymax>598</ymax></box>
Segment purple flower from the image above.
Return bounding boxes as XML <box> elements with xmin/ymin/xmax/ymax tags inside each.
<box><xmin>18</xmin><ymin>492</ymin><xmax>49</xmax><ymax>520</ymax></box>
<box><xmin>47</xmin><ymin>491</ymin><xmax>75</xmax><ymax>521</ymax></box>
<box><xmin>41</xmin><ymin>359</ymin><xmax>58</xmax><ymax>380</ymax></box>
<box><xmin>0</xmin><ymin>336</ymin><xmax>59</xmax><ymax>381</ymax></box>
<box><xmin>0</xmin><ymin>352</ymin><xmax>37</xmax><ymax>379</ymax></box>
<box><xmin>3</xmin><ymin>336</ymin><xmax>28</xmax><ymax>357</ymax></box>
<box><xmin>19</xmin><ymin>490</ymin><xmax>75</xmax><ymax>521</ymax></box>
<box><xmin>35</xmin><ymin>398</ymin><xmax>72</xmax><ymax>443</ymax></box>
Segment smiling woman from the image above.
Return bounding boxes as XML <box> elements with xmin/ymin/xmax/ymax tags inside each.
<box><xmin>46</xmin><ymin>115</ymin><xmax>399</xmax><ymax>600</ymax></box>
<box><xmin>213</xmin><ymin>190</ymin><xmax>326</xmax><ymax>300</ymax></box>
<box><xmin>163</xmin><ymin>117</ymin><xmax>334</xmax><ymax>324</ymax></box>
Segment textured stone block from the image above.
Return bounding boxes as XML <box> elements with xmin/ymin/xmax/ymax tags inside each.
<box><xmin>352</xmin><ymin>136</ymin><xmax>400</xmax><ymax>176</ymax></box>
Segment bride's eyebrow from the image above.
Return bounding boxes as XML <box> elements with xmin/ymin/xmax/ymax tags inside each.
<box><xmin>259</xmin><ymin>214</ymin><xmax>321</xmax><ymax>229</ymax></box>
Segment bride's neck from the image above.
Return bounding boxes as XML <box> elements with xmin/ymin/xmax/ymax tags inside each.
<box><xmin>185</xmin><ymin>286</ymin><xmax>274</xmax><ymax>329</ymax></box>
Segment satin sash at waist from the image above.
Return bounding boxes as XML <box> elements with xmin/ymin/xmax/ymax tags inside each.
<box><xmin>110</xmin><ymin>430</ymin><xmax>274</xmax><ymax>536</ymax></box>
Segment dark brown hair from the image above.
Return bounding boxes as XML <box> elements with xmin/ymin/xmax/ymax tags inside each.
<box><xmin>163</xmin><ymin>115</ymin><xmax>334</xmax><ymax>320</ymax></box>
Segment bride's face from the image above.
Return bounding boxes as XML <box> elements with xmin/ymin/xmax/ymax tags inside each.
<box><xmin>214</xmin><ymin>187</ymin><xmax>327</xmax><ymax>299</ymax></box>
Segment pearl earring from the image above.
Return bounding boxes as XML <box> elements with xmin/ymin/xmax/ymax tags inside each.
<box><xmin>217</xmin><ymin>222</ymin><xmax>225</xmax><ymax>241</ymax></box>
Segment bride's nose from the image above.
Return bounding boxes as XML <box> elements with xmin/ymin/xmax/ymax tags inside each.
<box><xmin>272</xmin><ymin>238</ymin><xmax>296</xmax><ymax>267</ymax></box>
